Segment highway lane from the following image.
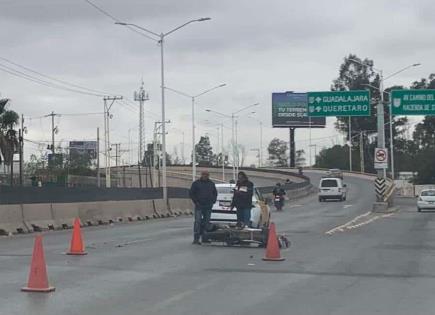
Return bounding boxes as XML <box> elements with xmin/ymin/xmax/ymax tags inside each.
<box><xmin>2</xmin><ymin>173</ymin><xmax>433</xmax><ymax>315</ymax></box>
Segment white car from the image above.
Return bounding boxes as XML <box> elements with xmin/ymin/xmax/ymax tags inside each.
<box><xmin>318</xmin><ymin>177</ymin><xmax>347</xmax><ymax>202</ymax></box>
<box><xmin>417</xmin><ymin>189</ymin><xmax>435</xmax><ymax>212</ymax></box>
<box><xmin>210</xmin><ymin>183</ymin><xmax>270</xmax><ymax>228</ymax></box>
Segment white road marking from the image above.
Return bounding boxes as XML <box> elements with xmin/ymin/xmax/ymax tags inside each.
<box><xmin>343</xmin><ymin>205</ymin><xmax>353</xmax><ymax>209</ymax></box>
<box><xmin>325</xmin><ymin>212</ymin><xmax>395</xmax><ymax>235</ymax></box>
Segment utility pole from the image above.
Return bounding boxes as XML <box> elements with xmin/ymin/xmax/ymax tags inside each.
<box><xmin>181</xmin><ymin>131</ymin><xmax>185</xmax><ymax>165</ymax></box>
<box><xmin>19</xmin><ymin>114</ymin><xmax>25</xmax><ymax>186</ymax></box>
<box><xmin>349</xmin><ymin>116</ymin><xmax>352</xmax><ymax>172</ymax></box>
<box><xmin>221</xmin><ymin>122</ymin><xmax>225</xmax><ymax>181</ymax></box>
<box><xmin>259</xmin><ymin>121</ymin><xmax>263</xmax><ymax>168</ymax></box>
<box><xmin>97</xmin><ymin>127</ymin><xmax>100</xmax><ymax>187</ymax></box>
<box><xmin>112</xmin><ymin>143</ymin><xmax>122</xmax><ymax>187</ymax></box>
<box><xmin>103</xmin><ymin>95</ymin><xmax>123</xmax><ymax>188</ymax></box>
<box><xmin>289</xmin><ymin>128</ymin><xmax>296</xmax><ymax>168</ymax></box>
<box><xmin>360</xmin><ymin>131</ymin><xmax>365</xmax><ymax>173</ymax></box>
<box><xmin>45</xmin><ymin>112</ymin><xmax>60</xmax><ymax>155</ymax></box>
<box><xmin>134</xmin><ymin>81</ymin><xmax>149</xmax><ymax>164</ymax></box>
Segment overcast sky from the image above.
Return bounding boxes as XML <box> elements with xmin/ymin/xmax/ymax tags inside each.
<box><xmin>0</xmin><ymin>0</ymin><xmax>433</xmax><ymax>166</ymax></box>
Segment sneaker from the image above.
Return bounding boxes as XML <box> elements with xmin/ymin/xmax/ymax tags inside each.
<box><xmin>192</xmin><ymin>240</ymin><xmax>202</xmax><ymax>245</ymax></box>
<box><xmin>201</xmin><ymin>239</ymin><xmax>211</xmax><ymax>244</ymax></box>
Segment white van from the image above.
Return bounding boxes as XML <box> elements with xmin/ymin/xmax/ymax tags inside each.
<box><xmin>318</xmin><ymin>177</ymin><xmax>347</xmax><ymax>202</ymax></box>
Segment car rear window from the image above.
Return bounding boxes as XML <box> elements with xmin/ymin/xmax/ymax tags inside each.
<box><xmin>217</xmin><ymin>187</ymin><xmax>234</xmax><ymax>194</ymax></box>
<box><xmin>421</xmin><ymin>190</ymin><xmax>435</xmax><ymax>196</ymax></box>
<box><xmin>321</xmin><ymin>179</ymin><xmax>338</xmax><ymax>187</ymax></box>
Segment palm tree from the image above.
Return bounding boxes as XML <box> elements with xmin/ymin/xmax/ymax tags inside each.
<box><xmin>0</xmin><ymin>99</ymin><xmax>19</xmax><ymax>165</ymax></box>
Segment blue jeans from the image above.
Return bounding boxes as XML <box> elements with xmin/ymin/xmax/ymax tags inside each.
<box><xmin>194</xmin><ymin>205</ymin><xmax>212</xmax><ymax>241</ymax></box>
<box><xmin>236</xmin><ymin>208</ymin><xmax>251</xmax><ymax>227</ymax></box>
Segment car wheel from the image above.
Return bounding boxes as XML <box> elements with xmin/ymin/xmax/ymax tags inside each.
<box><xmin>418</xmin><ymin>207</ymin><xmax>422</xmax><ymax>212</ymax></box>
<box><xmin>319</xmin><ymin>197</ymin><xmax>322</xmax><ymax>202</ymax></box>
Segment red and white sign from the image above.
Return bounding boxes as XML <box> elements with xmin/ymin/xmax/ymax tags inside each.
<box><xmin>374</xmin><ymin>148</ymin><xmax>388</xmax><ymax>169</ymax></box>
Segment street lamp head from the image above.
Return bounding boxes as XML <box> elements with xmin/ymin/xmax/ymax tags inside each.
<box><xmin>219</xmin><ymin>83</ymin><xmax>227</xmax><ymax>87</ymax></box>
<box><xmin>115</xmin><ymin>22</ymin><xmax>128</xmax><ymax>26</ymax></box>
<box><xmin>205</xmin><ymin>109</ymin><xmax>211</xmax><ymax>112</ymax></box>
<box><xmin>413</xmin><ymin>63</ymin><xmax>422</xmax><ymax>67</ymax></box>
<box><xmin>197</xmin><ymin>17</ymin><xmax>211</xmax><ymax>22</ymax></box>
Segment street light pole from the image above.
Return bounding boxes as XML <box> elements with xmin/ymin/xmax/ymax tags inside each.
<box><xmin>159</xmin><ymin>33</ymin><xmax>168</xmax><ymax>202</ymax></box>
<box><xmin>165</xmin><ymin>83</ymin><xmax>226</xmax><ymax>181</ymax></box>
<box><xmin>116</xmin><ymin>17</ymin><xmax>211</xmax><ymax>204</ymax></box>
<box><xmin>205</xmin><ymin>103</ymin><xmax>259</xmax><ymax>181</ymax></box>
<box><xmin>221</xmin><ymin>122</ymin><xmax>225</xmax><ymax>181</ymax></box>
<box><xmin>350</xmin><ymin>59</ymin><xmax>420</xmax><ymax>182</ymax></box>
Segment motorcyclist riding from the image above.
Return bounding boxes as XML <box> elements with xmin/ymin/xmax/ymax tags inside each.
<box><xmin>272</xmin><ymin>183</ymin><xmax>286</xmax><ymax>211</ymax></box>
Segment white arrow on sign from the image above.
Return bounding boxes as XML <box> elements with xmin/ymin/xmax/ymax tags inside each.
<box><xmin>315</xmin><ymin>97</ymin><xmax>322</xmax><ymax>103</ymax></box>
<box><xmin>315</xmin><ymin>106</ymin><xmax>321</xmax><ymax>112</ymax></box>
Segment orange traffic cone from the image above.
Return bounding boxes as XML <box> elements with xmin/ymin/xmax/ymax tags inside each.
<box><xmin>21</xmin><ymin>235</ymin><xmax>55</xmax><ymax>292</ymax></box>
<box><xmin>262</xmin><ymin>222</ymin><xmax>285</xmax><ymax>261</ymax></box>
<box><xmin>66</xmin><ymin>218</ymin><xmax>87</xmax><ymax>255</ymax></box>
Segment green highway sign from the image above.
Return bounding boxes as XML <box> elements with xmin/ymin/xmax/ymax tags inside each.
<box><xmin>391</xmin><ymin>89</ymin><xmax>435</xmax><ymax>115</ymax></box>
<box><xmin>307</xmin><ymin>90</ymin><xmax>371</xmax><ymax>117</ymax></box>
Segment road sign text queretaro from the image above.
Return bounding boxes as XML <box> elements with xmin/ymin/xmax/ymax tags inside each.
<box><xmin>307</xmin><ymin>90</ymin><xmax>371</xmax><ymax>117</ymax></box>
<box><xmin>391</xmin><ymin>89</ymin><xmax>435</xmax><ymax>116</ymax></box>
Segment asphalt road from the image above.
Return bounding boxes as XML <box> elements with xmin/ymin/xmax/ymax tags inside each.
<box><xmin>1</xmin><ymin>173</ymin><xmax>434</xmax><ymax>315</ymax></box>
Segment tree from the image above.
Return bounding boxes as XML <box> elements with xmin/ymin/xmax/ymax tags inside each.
<box><xmin>195</xmin><ymin>136</ymin><xmax>214</xmax><ymax>166</ymax></box>
<box><xmin>143</xmin><ymin>143</ymin><xmax>172</xmax><ymax>167</ymax></box>
<box><xmin>267</xmin><ymin>138</ymin><xmax>288</xmax><ymax>167</ymax></box>
<box><xmin>295</xmin><ymin>149</ymin><xmax>306</xmax><ymax>168</ymax></box>
<box><xmin>332</xmin><ymin>54</ymin><xmax>381</xmax><ymax>138</ymax></box>
<box><xmin>236</xmin><ymin>144</ymin><xmax>246</xmax><ymax>167</ymax></box>
<box><xmin>0</xmin><ymin>99</ymin><xmax>19</xmax><ymax>166</ymax></box>
<box><xmin>67</xmin><ymin>150</ymin><xmax>95</xmax><ymax>176</ymax></box>
<box><xmin>412</xmin><ymin>115</ymin><xmax>435</xmax><ymax>184</ymax></box>
<box><xmin>315</xmin><ymin>145</ymin><xmax>349</xmax><ymax>170</ymax></box>
<box><xmin>413</xmin><ymin>116</ymin><xmax>435</xmax><ymax>150</ymax></box>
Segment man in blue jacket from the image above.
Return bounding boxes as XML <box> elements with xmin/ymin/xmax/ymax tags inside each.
<box><xmin>189</xmin><ymin>170</ymin><xmax>217</xmax><ymax>245</ymax></box>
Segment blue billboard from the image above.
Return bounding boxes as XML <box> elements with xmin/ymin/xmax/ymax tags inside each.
<box><xmin>272</xmin><ymin>92</ymin><xmax>326</xmax><ymax>128</ymax></box>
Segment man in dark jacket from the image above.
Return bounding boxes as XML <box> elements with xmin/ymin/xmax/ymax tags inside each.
<box><xmin>231</xmin><ymin>171</ymin><xmax>254</xmax><ymax>228</ymax></box>
<box><xmin>189</xmin><ymin>170</ymin><xmax>217</xmax><ymax>245</ymax></box>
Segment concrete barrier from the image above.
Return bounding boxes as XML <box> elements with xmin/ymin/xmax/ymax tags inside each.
<box><xmin>169</xmin><ymin>198</ymin><xmax>193</xmax><ymax>215</ymax></box>
<box><xmin>77</xmin><ymin>201</ymin><xmax>104</xmax><ymax>225</ymax></box>
<box><xmin>0</xmin><ymin>204</ymin><xmax>27</xmax><ymax>234</ymax></box>
<box><xmin>154</xmin><ymin>199</ymin><xmax>171</xmax><ymax>218</ymax></box>
<box><xmin>22</xmin><ymin>203</ymin><xmax>55</xmax><ymax>231</ymax></box>
<box><xmin>139</xmin><ymin>200</ymin><xmax>156</xmax><ymax>219</ymax></box>
<box><xmin>51</xmin><ymin>203</ymin><xmax>80</xmax><ymax>228</ymax></box>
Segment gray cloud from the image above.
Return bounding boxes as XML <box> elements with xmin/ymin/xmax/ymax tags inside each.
<box><xmin>0</xmin><ymin>0</ymin><xmax>433</xmax><ymax>165</ymax></box>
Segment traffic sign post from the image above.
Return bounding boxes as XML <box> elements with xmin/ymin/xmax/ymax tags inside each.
<box><xmin>375</xmin><ymin>177</ymin><xmax>387</xmax><ymax>201</ymax></box>
<box><xmin>307</xmin><ymin>90</ymin><xmax>371</xmax><ymax>117</ymax></box>
<box><xmin>391</xmin><ymin>89</ymin><xmax>435</xmax><ymax>116</ymax></box>
<box><xmin>374</xmin><ymin>147</ymin><xmax>388</xmax><ymax>170</ymax></box>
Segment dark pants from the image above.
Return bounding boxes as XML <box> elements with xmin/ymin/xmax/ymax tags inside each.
<box><xmin>194</xmin><ymin>205</ymin><xmax>212</xmax><ymax>241</ymax></box>
<box><xmin>236</xmin><ymin>208</ymin><xmax>251</xmax><ymax>227</ymax></box>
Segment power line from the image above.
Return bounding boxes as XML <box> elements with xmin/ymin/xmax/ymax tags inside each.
<box><xmin>0</xmin><ymin>57</ymin><xmax>111</xmax><ymax>96</ymax></box>
<box><xmin>83</xmin><ymin>0</ymin><xmax>158</xmax><ymax>42</ymax></box>
<box><xmin>0</xmin><ymin>63</ymin><xmax>104</xmax><ymax>97</ymax></box>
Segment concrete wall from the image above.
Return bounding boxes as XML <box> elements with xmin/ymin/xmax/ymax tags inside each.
<box><xmin>0</xmin><ymin>198</ymin><xmax>192</xmax><ymax>235</ymax></box>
